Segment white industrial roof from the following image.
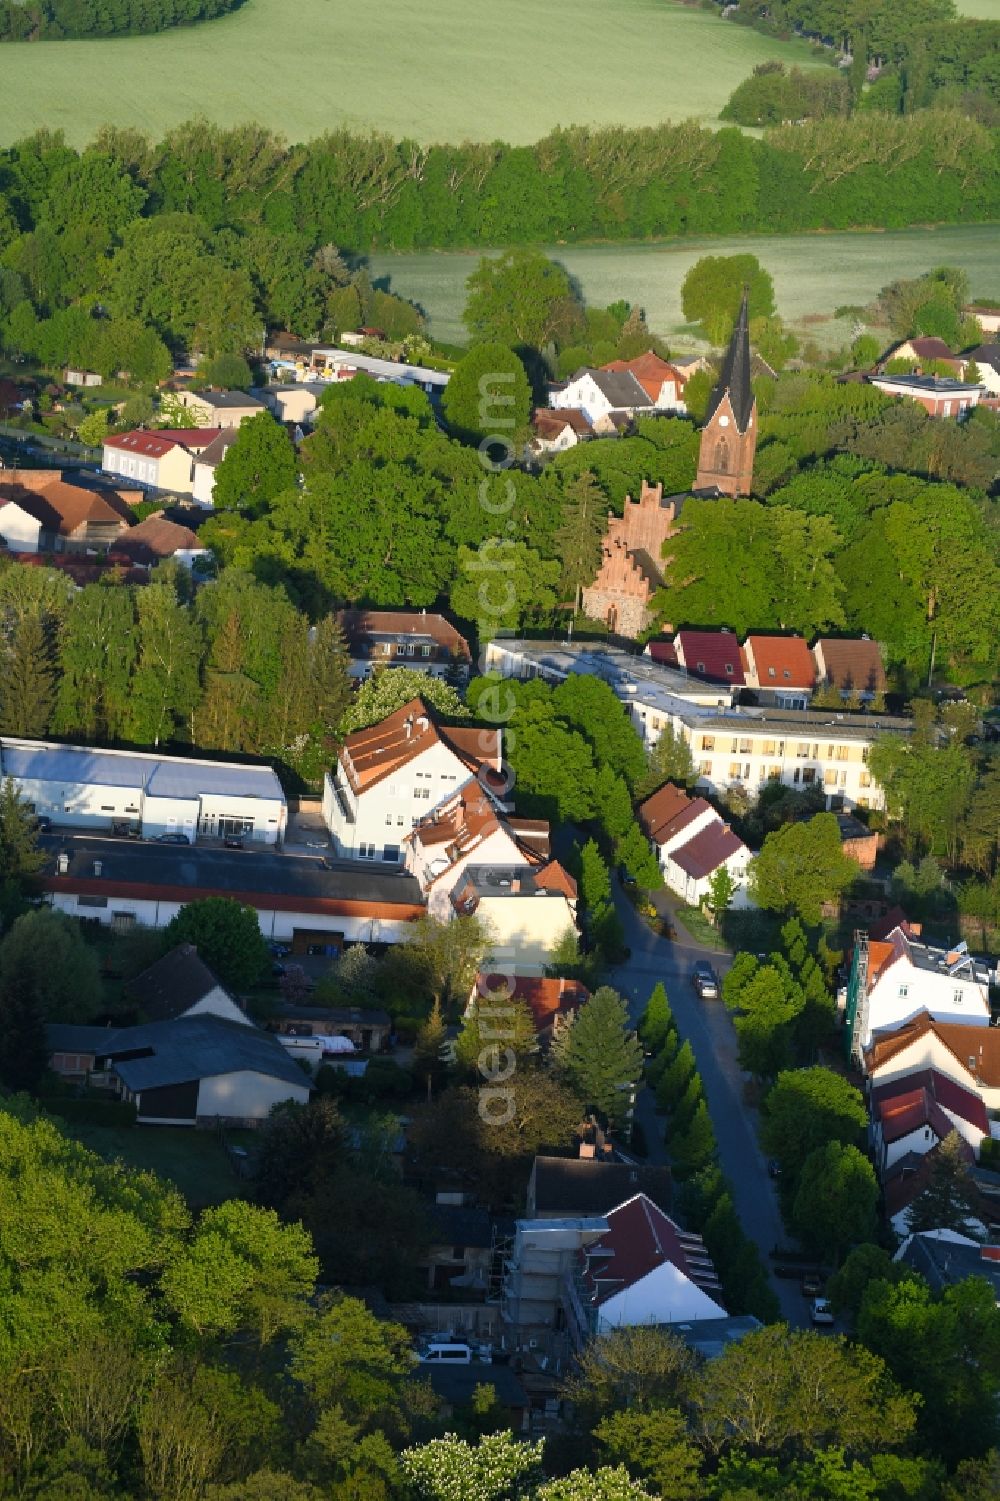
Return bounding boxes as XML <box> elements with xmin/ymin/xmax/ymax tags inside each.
<box><xmin>0</xmin><ymin>739</ymin><xmax>285</xmax><ymax>803</ymax></box>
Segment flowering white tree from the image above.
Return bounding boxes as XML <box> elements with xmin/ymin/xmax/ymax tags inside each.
<box><xmin>400</xmin><ymin>1432</ymin><xmax>544</xmax><ymax>1501</ymax></box>
<box><xmin>536</xmin><ymin>1467</ymin><xmax>658</xmax><ymax>1501</ymax></box>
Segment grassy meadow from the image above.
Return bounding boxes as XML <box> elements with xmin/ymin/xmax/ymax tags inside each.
<box><xmin>368</xmin><ymin>224</ymin><xmax>1000</xmax><ymax>349</ymax></box>
<box><xmin>0</xmin><ymin>0</ymin><xmax>825</xmax><ymax>147</ymax></box>
<box><xmin>955</xmin><ymin>0</ymin><xmax>999</xmax><ymax>15</ymax></box>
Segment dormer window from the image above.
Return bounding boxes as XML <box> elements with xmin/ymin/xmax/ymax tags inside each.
<box><xmin>768</xmin><ymin>667</ymin><xmax>776</xmax><ymax>678</ymax></box>
<box><xmin>725</xmin><ymin>663</ymin><xmax>734</xmax><ymax>675</ymax></box>
<box><xmin>898</xmin><ymin>985</ymin><xmax>908</xmax><ymax>998</ymax></box>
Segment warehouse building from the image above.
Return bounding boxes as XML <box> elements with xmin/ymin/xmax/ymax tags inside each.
<box><xmin>0</xmin><ymin>738</ymin><xmax>287</xmax><ymax>845</ymax></box>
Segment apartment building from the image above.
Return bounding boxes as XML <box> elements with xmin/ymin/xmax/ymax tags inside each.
<box><xmin>847</xmin><ymin>920</ymin><xmax>992</xmax><ymax>1061</ymax></box>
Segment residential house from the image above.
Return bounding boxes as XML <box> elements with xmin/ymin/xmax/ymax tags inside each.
<box><xmin>580</xmin><ymin>480</ymin><xmax>680</xmax><ymax>637</ymax></box>
<box><xmin>526</xmin><ymin>1155</ymin><xmax>671</xmax><ymax>1219</ymax></box>
<box><xmin>115</xmin><ymin>514</ymin><xmax>207</xmax><ymax>569</ymax></box>
<box><xmin>694</xmin><ymin>294</ymin><xmax>756</xmax><ymax>497</ymax></box>
<box><xmin>599</xmin><ymin>352</ymin><xmax>688</xmax><ymax>413</ymax></box>
<box><xmin>103</xmin><ymin>429</ymin><xmax>223</xmax><ymax>495</ymax></box>
<box><xmin>964</xmin><ymin>344</ymin><xmax>1000</xmax><ymax>396</ymax></box>
<box><xmin>191</xmin><ymin>430</ymin><xmax>239</xmax><ymax>507</ymax></box>
<box><xmin>864</xmin><ymin>1010</ymin><xmax>1000</xmax><ymax>1112</ymax></box>
<box><xmin>176</xmin><ymin>388</ymin><xmax>265</xmax><ymax>428</ymax></box>
<box><xmin>894</xmin><ymin>1231</ymin><xmax>1000</xmax><ymax>1294</ymax></box>
<box><xmin>846</xmin><ymin>922</ymin><xmax>992</xmax><ymax>1061</ymax></box>
<box><xmin>43</xmin><ymin>834</ymin><xmax>424</xmax><ymax>948</ymax></box>
<box><xmin>550</xmin><ymin>368</ymin><xmax>654</xmax><ymax>431</ymax></box>
<box><xmin>421</xmin><ymin>1202</ymin><xmax>514</xmax><ymax>1299</ymax></box>
<box><xmin>528</xmin><ymin>407</ymin><xmax>593</xmax><ymax>458</ymax></box>
<box><xmin>126</xmin><ymin>942</ymin><xmax>248</xmax><ymax>1026</ymax></box>
<box><xmin>407</xmin><ymin>786</ymin><xmax>552</xmax><ymax>920</ymax></box>
<box><xmin>835</xmin><ymin>812</ymin><xmax>878</xmax><ymax>872</ymax></box>
<box><xmin>870</xmin><ymin>1068</ymin><xmax>989</xmax><ymax>1177</ymax></box>
<box><xmin>451</xmin><ymin>863</ymin><xmax>578</xmax><ymax>975</ymax></box>
<box><xmin>47</xmin><ymin>1013</ymin><xmax>311</xmax><ymax>1125</ymax></box>
<box><xmin>638</xmin><ymin>782</ymin><xmax>752</xmax><ymax>908</ymax></box>
<box><xmin>339</xmin><ymin>609</ymin><xmax>471</xmax><ymax>682</ymax></box>
<box><xmin>812</xmin><ymin>637</ymin><xmax>886</xmax><ymax>702</ymax></box>
<box><xmin>742</xmin><ymin>634</ymin><xmax>814</xmax><ymax>709</ymax></box>
<box><xmin>322</xmin><ymin>697</ymin><xmax>502</xmax><ymax>864</ymax></box>
<box><xmin>0</xmin><ymin>477</ymin><xmax>132</xmax><ymax>554</ymax></box>
<box><xmin>64</xmin><ymin>368</ymin><xmax>102</xmax><ymax>388</ymax></box>
<box><xmin>881</xmin><ymin>336</ymin><xmax>963</xmax><ymax>374</ymax></box>
<box><xmin>965</xmin><ymin>305</ymin><xmax>1000</xmax><ymax>335</ymax></box>
<box><xmin>884</xmin><ymin>1144</ymin><xmax>982</xmax><ymax>1239</ymax></box>
<box><xmin>469</xmin><ymin>974</ymin><xmax>588</xmax><ymax>1046</ymax></box>
<box><xmin>869</xmin><ymin>373</ymin><xmax>982</xmax><ymax>416</ymax></box>
<box><xmin>673</xmin><ymin>630</ymin><xmax>746</xmax><ymax>689</ymax></box>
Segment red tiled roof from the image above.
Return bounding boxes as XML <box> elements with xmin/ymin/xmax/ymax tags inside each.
<box><xmin>532</xmin><ymin>859</ymin><xmax>577</xmax><ymax>899</ymax></box>
<box><xmin>533</xmin><ymin>407</ymin><xmax>592</xmax><ymax>439</ymax></box>
<box><xmin>340</xmin><ymin>698</ymin><xmax>500</xmax><ymax>795</ymax></box>
<box><xmin>745</xmin><ymin>634</ymin><xmax>815</xmax><ymax>690</ymax></box>
<box><xmin>866</xmin><ymin>1010</ymin><xmax>1000</xmax><ymax>1088</ymax></box>
<box><xmin>638</xmin><ymin>783</ymin><xmax>711</xmax><ymax>846</ymax></box>
<box><xmin>883</xmin><ymin>1134</ymin><xmax>975</xmax><ymax>1220</ymax></box>
<box><xmin>873</xmin><ymin>1067</ymin><xmax>989</xmax><ymax>1136</ymax></box>
<box><xmin>116</xmin><ymin>516</ymin><xmax>201</xmax><ymax>562</ymax></box>
<box><xmin>670</xmin><ymin>822</ymin><xmax>746</xmax><ymax>881</ymax></box>
<box><xmin>646</xmin><ymin>639</ymin><xmax>678</xmax><ymax>667</ymax></box>
<box><xmin>578</xmin><ymin>1194</ymin><xmax>724</xmax><ymax>1308</ymax></box>
<box><xmin>600</xmin><ymin>351</ymin><xmax>686</xmax><ymax>402</ymax></box>
<box><xmin>475</xmin><ymin>972</ymin><xmax>588</xmax><ymax>1033</ymax></box>
<box><xmin>104</xmin><ymin>428</ymin><xmax>222</xmax><ymax>458</ymax></box>
<box><xmin>869</xmin><ymin>907</ymin><xmax>920</xmax><ymax>942</ymax></box>
<box><xmin>675</xmin><ymin>630</ymin><xmax>745</xmax><ymax>686</ymax></box>
<box><xmin>0</xmin><ymin>480</ymin><xmax>131</xmax><ymax>535</ymax></box>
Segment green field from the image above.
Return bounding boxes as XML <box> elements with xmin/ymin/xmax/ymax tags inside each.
<box><xmin>0</xmin><ymin>0</ymin><xmax>825</xmax><ymax>148</ymax></box>
<box><xmin>61</xmin><ymin>1121</ymin><xmax>251</xmax><ymax>1208</ymax></box>
<box><xmin>368</xmin><ymin>224</ymin><xmax>1000</xmax><ymax>349</ymax></box>
<box><xmin>955</xmin><ymin>0</ymin><xmax>1000</xmax><ymax>15</ymax></box>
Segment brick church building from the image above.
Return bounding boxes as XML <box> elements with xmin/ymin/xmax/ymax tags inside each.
<box><xmin>580</xmin><ymin>298</ymin><xmax>757</xmax><ymax>637</ymax></box>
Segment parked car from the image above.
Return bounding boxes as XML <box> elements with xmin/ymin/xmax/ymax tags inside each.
<box><xmin>618</xmin><ymin>865</ymin><xmax>637</xmax><ymax>888</ymax></box>
<box><xmin>811</xmin><ymin>1298</ymin><xmax>834</xmax><ymax>1326</ymax></box>
<box><xmin>223</xmin><ymin>834</ymin><xmax>245</xmax><ymax>850</ymax></box>
<box><xmin>692</xmin><ymin>961</ymin><xmax>719</xmax><ymax>999</ymax></box>
<box><xmin>34</xmin><ymin>815</ymin><xmax>51</xmax><ymax>832</ymax></box>
<box><xmin>156</xmin><ymin>833</ymin><xmax>191</xmax><ymax>846</ymax></box>
<box><xmin>801</xmin><ymin>1272</ymin><xmax>823</xmax><ymax>1297</ymax></box>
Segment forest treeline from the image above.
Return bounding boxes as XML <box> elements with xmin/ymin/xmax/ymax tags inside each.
<box><xmin>0</xmin><ymin>0</ymin><xmax>242</xmax><ymax>42</ymax></box>
<box><xmin>0</xmin><ymin>111</ymin><xmax>997</xmax><ymax>268</ymax></box>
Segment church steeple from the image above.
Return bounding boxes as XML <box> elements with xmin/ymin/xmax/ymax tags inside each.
<box><xmin>694</xmin><ymin>290</ymin><xmax>756</xmax><ymax>497</ymax></box>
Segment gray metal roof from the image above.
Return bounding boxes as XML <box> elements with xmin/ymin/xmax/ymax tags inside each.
<box><xmin>577</xmin><ymin>368</ymin><xmax>652</xmax><ymax>408</ymax></box>
<box><xmin>1</xmin><ymin>739</ymin><xmax>284</xmax><ymax>803</ymax></box>
<box><xmin>48</xmin><ymin>1014</ymin><xmax>308</xmax><ymax>1092</ymax></box>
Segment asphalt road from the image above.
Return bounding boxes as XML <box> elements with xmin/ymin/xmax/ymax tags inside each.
<box><xmin>607</xmin><ymin>880</ymin><xmax>807</xmax><ymax>1327</ymax></box>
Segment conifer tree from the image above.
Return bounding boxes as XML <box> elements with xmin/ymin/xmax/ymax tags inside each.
<box><xmin>596</xmin><ymin>767</ymin><xmax>634</xmax><ymax>843</ymax></box>
<box><xmin>554</xmin><ymin>468</ymin><xmax>606</xmax><ymax>615</ymax></box>
<box><xmin>413</xmin><ymin>999</ymin><xmax>448</xmax><ymax>1100</ymax></box>
<box><xmin>908</xmin><ymin>1131</ymin><xmax>982</xmax><ymax>1237</ymax></box>
<box><xmin>670</xmin><ymin>1100</ymin><xmax>717</xmax><ymax>1177</ymax></box>
<box><xmin>639</xmin><ymin>982</ymin><xmax>674</xmax><ymax>1053</ymax></box>
<box><xmin>0</xmin><ymin>610</ymin><xmax>56</xmax><ymax>737</ymax></box>
<box><xmin>558</xmin><ymin>986</ymin><xmax>643</xmax><ymax>1127</ymax></box>
<box><xmin>655</xmin><ymin>1039</ymin><xmax>695</xmax><ymax>1112</ymax></box>
<box><xmin>0</xmin><ymin>963</ymin><xmax>48</xmax><ymax>1091</ymax></box>
<box><xmin>672</xmin><ymin>1071</ymin><xmax>705</xmax><ymax>1134</ymax></box>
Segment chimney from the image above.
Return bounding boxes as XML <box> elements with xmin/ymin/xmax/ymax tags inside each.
<box><xmin>403</xmin><ymin>716</ymin><xmax>413</xmax><ymax>739</ymax></box>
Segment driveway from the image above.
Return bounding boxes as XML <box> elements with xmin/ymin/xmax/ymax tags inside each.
<box><xmin>608</xmin><ymin>880</ymin><xmax>807</xmax><ymax>1327</ymax></box>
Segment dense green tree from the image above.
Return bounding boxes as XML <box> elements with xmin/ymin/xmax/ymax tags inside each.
<box><xmin>392</xmin><ymin>913</ymin><xmax>493</xmax><ymax>1015</ymax></box>
<box><xmin>0</xmin><ymin>608</ymin><xmax>58</xmax><ymax>738</ymax></box>
<box><xmin>594</xmin><ymin>1406</ymin><xmax>701</xmax><ymax>1501</ymax></box>
<box><xmin>453</xmin><ymin>990</ymin><xmax>539</xmax><ymax>1075</ymax></box>
<box><xmin>212</xmin><ymin>412</ymin><xmax>297</xmax><ymax>518</ymax></box>
<box><xmin>450</xmin><ymin>539</ymin><xmax>560</xmax><ymax>634</ymax></box>
<box><xmin>340</xmin><ymin>665</ymin><xmax>467</xmax><ymax>735</ymax></box>
<box><xmin>792</xmin><ymin>1142</ymin><xmax>879</xmax><ymax>1263</ymax></box>
<box><xmin>640</xmin><ymin>729</ymin><xmax>696</xmax><ymax>796</ymax></box>
<box><xmin>162</xmin><ymin>897</ymin><xmax>269</xmax><ymax>992</ymax></box>
<box><xmin>0</xmin><ymin>908</ymin><xmax>101</xmax><ymax>1023</ymax></box>
<box><xmin>199</xmin><ymin>352</ymin><xmax>253</xmax><ymax>390</ymax></box>
<box><xmin>563</xmin><ymin>1326</ymin><xmax>698</xmax><ymax>1426</ymax></box>
<box><xmin>557</xmin><ymin>986</ymin><xmax>643</xmax><ymax>1126</ymax></box>
<box><xmin>463</xmin><ymin>250</ymin><xmax>584</xmax><ymax>351</ymax></box>
<box><xmin>54</xmin><ymin>586</ymin><xmax>137</xmax><ymax>742</ymax></box>
<box><xmin>551</xmin><ymin>675</ymin><xmax>647</xmax><ymax>789</ymax></box>
<box><xmin>442</xmin><ymin>343</ymin><xmax>531</xmax><ymax>445</ymax></box>
<box><xmin>750</xmin><ymin>814</ymin><xmax>856</xmax><ymax>923</ymax></box>
<box><xmin>554</xmin><ymin>469</ymin><xmax>607</xmax><ymax>615</ymax></box>
<box><xmin>762</xmin><ymin>1068</ymin><xmax>867</xmax><ymax>1188</ymax></box>
<box><xmin>124</xmin><ymin>582</ymin><xmax>202</xmax><ymax>748</ymax></box>
<box><xmin>680</xmin><ymin>254</ymin><xmax>775</xmax><ymax>343</ymax></box>
<box><xmin>907</xmin><ymin>1130</ymin><xmax>983</xmax><ymax>1236</ymax></box>
<box><xmin>0</xmin><ymin>962</ymin><xmax>48</xmax><ymax>1091</ymax></box>
<box><xmin>639</xmin><ymin>982</ymin><xmax>674</xmax><ymax>1053</ymax></box>
<box><xmin>670</xmin><ymin>1100</ymin><xmax>717</xmax><ymax>1178</ymax></box>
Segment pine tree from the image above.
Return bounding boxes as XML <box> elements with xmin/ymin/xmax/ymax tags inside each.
<box><xmin>0</xmin><ymin>964</ymin><xmax>48</xmax><ymax>1091</ymax></box>
<box><xmin>0</xmin><ymin>778</ymin><xmax>44</xmax><ymax>887</ymax></box>
<box><xmin>309</xmin><ymin>613</ymin><xmax>352</xmax><ymax>745</ymax></box>
<box><xmin>596</xmin><ymin>767</ymin><xmax>633</xmax><ymax>843</ymax></box>
<box><xmin>616</xmin><ymin>822</ymin><xmax>663</xmax><ymax>889</ymax></box>
<box><xmin>640</xmin><ymin>726</ymin><xmax>696</xmax><ymax>796</ymax></box>
<box><xmin>0</xmin><ymin>610</ymin><xmax>56</xmax><ymax>737</ymax></box>
<box><xmin>639</xmin><ymin>983</ymin><xmax>674</xmax><ymax>1053</ymax></box>
<box><xmin>559</xmin><ymin>986</ymin><xmax>643</xmax><ymax>1127</ymax></box>
<box><xmin>453</xmin><ymin>993</ymin><xmax>538</xmax><ymax>1075</ymax></box>
<box><xmin>655</xmin><ymin>1039</ymin><xmax>695</xmax><ymax>1112</ymax></box>
<box><xmin>413</xmin><ymin>998</ymin><xmax>448</xmax><ymax>1100</ymax></box>
<box><xmin>125</xmin><ymin>582</ymin><xmax>201</xmax><ymax>748</ymax></box>
<box><xmin>670</xmin><ymin>1100</ymin><xmax>717</xmax><ymax>1178</ymax></box>
<box><xmin>672</xmin><ymin>1071</ymin><xmax>705</xmax><ymax>1133</ymax></box>
<box><xmin>554</xmin><ymin>469</ymin><xmax>606</xmax><ymax>614</ymax></box>
<box><xmin>907</xmin><ymin>1131</ymin><xmax>982</xmax><ymax>1236</ymax></box>
<box><xmin>646</xmin><ymin>1033</ymin><xmax>679</xmax><ymax>1087</ymax></box>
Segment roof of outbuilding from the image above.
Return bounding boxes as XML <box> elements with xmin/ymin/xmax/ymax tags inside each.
<box><xmin>127</xmin><ymin>942</ymin><xmax>230</xmax><ymax>1022</ymax></box>
<box><xmin>0</xmin><ymin>737</ymin><xmax>283</xmax><ymax>801</ymax></box>
<box><xmin>115</xmin><ymin>515</ymin><xmax>202</xmax><ymax>562</ymax></box>
<box><xmin>188</xmin><ymin>389</ymin><xmax>264</xmax><ymax>409</ymax></box>
<box><xmin>47</xmin><ymin>1013</ymin><xmax>308</xmax><ymax>1092</ymax></box>
<box><xmin>474</xmin><ymin>974</ymin><xmax>588</xmax><ymax>1034</ymax></box>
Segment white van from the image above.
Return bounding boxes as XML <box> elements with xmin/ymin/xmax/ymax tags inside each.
<box><xmin>417</xmin><ymin>1339</ymin><xmax>474</xmax><ymax>1365</ymax></box>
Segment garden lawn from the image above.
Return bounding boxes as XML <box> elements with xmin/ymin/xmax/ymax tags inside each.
<box><xmin>59</xmin><ymin>1121</ymin><xmax>252</xmax><ymax>1208</ymax></box>
<box><xmin>0</xmin><ymin>0</ymin><xmax>824</xmax><ymax>148</ymax></box>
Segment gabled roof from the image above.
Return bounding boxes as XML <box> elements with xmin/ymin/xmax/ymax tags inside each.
<box><xmin>670</xmin><ymin>821</ymin><xmax>746</xmax><ymax>881</ymax></box>
<box><xmin>532</xmin><ymin>858</ymin><xmax>577</xmax><ymax>898</ymax></box>
<box><xmin>105</xmin><ymin>428</ymin><xmax>222</xmax><ymax>458</ymax></box>
<box><xmin>600</xmin><ymin>351</ymin><xmax>685</xmax><ymax>401</ymax></box>
<box><xmin>896</xmin><ymin>1229</ymin><xmax>1000</xmax><ymax>1296</ymax></box>
<box><xmin>967</xmin><ymin>343</ymin><xmax>1000</xmax><ymax>372</ymax></box>
<box><xmin>705</xmin><ymin>291</ymin><xmax>753</xmax><ymax>432</ymax></box>
<box><xmin>339</xmin><ymin>609</ymin><xmax>471</xmax><ymax>660</ymax></box>
<box><xmin>475</xmin><ymin>974</ymin><xmax>588</xmax><ymax>1034</ymax></box>
<box><xmin>577</xmin><ymin>1193</ymin><xmax>724</xmax><ymax>1309</ymax></box>
<box><xmin>126</xmin><ymin>942</ymin><xmax>231</xmax><ymax>1022</ymax></box>
<box><xmin>646</xmin><ymin>639</ymin><xmax>678</xmax><ymax>668</ymax></box>
<box><xmin>47</xmin><ymin>1014</ymin><xmax>306</xmax><ymax>1092</ymax></box>
<box><xmin>533</xmin><ymin>407</ymin><xmax>592</xmax><ymax>439</ymax></box>
<box><xmin>813</xmin><ymin>637</ymin><xmax>885</xmax><ymax>694</ymax></box>
<box><xmin>865</xmin><ymin>1010</ymin><xmax>1000</xmax><ymax>1087</ymax></box>
<box><xmin>572</xmin><ymin>368</ymin><xmax>653</xmax><ymax>409</ymax></box>
<box><xmin>0</xmin><ymin>480</ymin><xmax>131</xmax><ymax>536</ymax></box>
<box><xmin>872</xmin><ymin>1067</ymin><xmax>989</xmax><ymax>1137</ymax></box>
<box><xmin>899</xmin><ymin>336</ymin><xmax>957</xmax><ymax>362</ymax></box>
<box><xmin>745</xmin><ymin>634</ymin><xmax>814</xmax><ymax>690</ymax></box>
<box><xmin>638</xmin><ymin>783</ymin><xmax>710</xmax><ymax>846</ymax></box>
<box><xmin>675</xmin><ymin>629</ymin><xmax>745</xmax><ymax>685</ymax></box>
<box><xmin>339</xmin><ymin>698</ymin><xmax>500</xmax><ymax>795</ymax></box>
<box><xmin>194</xmin><ymin>429</ymin><xmax>240</xmax><ymax>469</ymax></box>
<box><xmin>187</xmin><ymin>388</ymin><xmax>263</xmax><ymax>410</ymax></box>
<box><xmin>530</xmin><ymin>1155</ymin><xmax>672</xmax><ymax>1217</ymax></box>
<box><xmin>115</xmin><ymin>515</ymin><xmax>202</xmax><ymax>563</ymax></box>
